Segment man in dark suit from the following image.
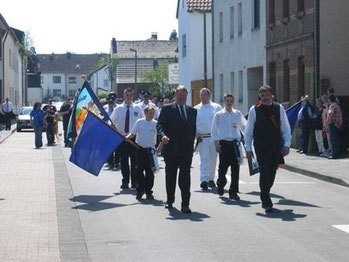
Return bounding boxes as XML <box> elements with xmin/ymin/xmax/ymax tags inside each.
<box><xmin>157</xmin><ymin>86</ymin><xmax>197</xmax><ymax>213</ymax></box>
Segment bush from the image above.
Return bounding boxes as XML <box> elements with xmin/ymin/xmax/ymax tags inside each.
<box><xmin>98</xmin><ymin>92</ymin><xmax>109</xmax><ymax>100</ymax></box>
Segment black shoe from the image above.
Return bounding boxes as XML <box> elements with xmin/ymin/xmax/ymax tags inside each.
<box><xmin>136</xmin><ymin>192</ymin><xmax>144</xmax><ymax>200</ymax></box>
<box><xmin>146</xmin><ymin>193</ymin><xmax>154</xmax><ymax>200</ymax></box>
<box><xmin>131</xmin><ymin>183</ymin><xmax>138</xmax><ymax>189</ymax></box>
<box><xmin>120</xmin><ymin>183</ymin><xmax>129</xmax><ymax>189</ymax></box>
<box><xmin>217</xmin><ymin>186</ymin><xmax>224</xmax><ymax>196</ymax></box>
<box><xmin>165</xmin><ymin>203</ymin><xmax>173</xmax><ymax>209</ymax></box>
<box><xmin>262</xmin><ymin>202</ymin><xmax>273</xmax><ymax>212</ymax></box>
<box><xmin>181</xmin><ymin>206</ymin><xmax>192</xmax><ymax>213</ymax></box>
<box><xmin>208</xmin><ymin>180</ymin><xmax>216</xmax><ymax>188</ymax></box>
<box><xmin>296</xmin><ymin>149</ymin><xmax>302</xmax><ymax>152</ymax></box>
<box><xmin>229</xmin><ymin>192</ymin><xmax>240</xmax><ymax>201</ymax></box>
<box><xmin>200</xmin><ymin>181</ymin><xmax>208</xmax><ymax>190</ymax></box>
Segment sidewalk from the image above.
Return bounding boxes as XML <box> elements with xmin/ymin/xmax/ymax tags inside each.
<box><xmin>283</xmin><ymin>149</ymin><xmax>349</xmax><ymax>188</ymax></box>
<box><xmin>0</xmin><ymin>130</ymin><xmax>60</xmax><ymax>261</ymax></box>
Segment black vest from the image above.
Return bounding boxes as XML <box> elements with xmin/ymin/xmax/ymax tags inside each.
<box><xmin>253</xmin><ymin>102</ymin><xmax>282</xmax><ymax>148</ymax></box>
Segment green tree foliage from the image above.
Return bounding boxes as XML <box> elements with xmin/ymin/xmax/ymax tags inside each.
<box><xmin>96</xmin><ymin>56</ymin><xmax>119</xmax><ymax>82</ymax></box>
<box><xmin>140</xmin><ymin>61</ymin><xmax>169</xmax><ymax>97</ymax></box>
<box><xmin>19</xmin><ymin>31</ymin><xmax>35</xmax><ymax>62</ymax></box>
<box><xmin>97</xmin><ymin>92</ymin><xmax>109</xmax><ymax>100</ymax></box>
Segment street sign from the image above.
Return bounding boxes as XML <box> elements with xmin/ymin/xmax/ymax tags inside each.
<box><xmin>168</xmin><ymin>63</ymin><xmax>179</xmax><ymax>85</ymax></box>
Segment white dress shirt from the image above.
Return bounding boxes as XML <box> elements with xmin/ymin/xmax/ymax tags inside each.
<box><xmin>244</xmin><ymin>104</ymin><xmax>291</xmax><ymax>151</ymax></box>
<box><xmin>110</xmin><ymin>103</ymin><xmax>144</xmax><ymax>136</ymax></box>
<box><xmin>2</xmin><ymin>101</ymin><xmax>14</xmax><ymax>113</ymax></box>
<box><xmin>138</xmin><ymin>101</ymin><xmax>159</xmax><ymax>119</ymax></box>
<box><xmin>211</xmin><ymin>108</ymin><xmax>247</xmax><ymax>142</ymax></box>
<box><xmin>195</xmin><ymin>101</ymin><xmax>222</xmax><ymax>134</ymax></box>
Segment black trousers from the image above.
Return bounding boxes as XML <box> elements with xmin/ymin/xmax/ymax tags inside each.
<box><xmin>300</xmin><ymin>121</ymin><xmax>310</xmax><ymax>153</ymax></box>
<box><xmin>164</xmin><ymin>155</ymin><xmax>192</xmax><ymax>207</ymax></box>
<box><xmin>255</xmin><ymin>145</ymin><xmax>280</xmax><ymax>205</ymax></box>
<box><xmin>4</xmin><ymin>112</ymin><xmax>11</xmax><ymax>130</ymax></box>
<box><xmin>217</xmin><ymin>140</ymin><xmax>240</xmax><ymax>193</ymax></box>
<box><xmin>120</xmin><ymin>140</ymin><xmax>136</xmax><ymax>185</ymax></box>
<box><xmin>136</xmin><ymin>148</ymin><xmax>154</xmax><ymax>194</ymax></box>
<box><xmin>46</xmin><ymin>123</ymin><xmax>55</xmax><ymax>145</ymax></box>
<box><xmin>108</xmin><ymin>147</ymin><xmax>121</xmax><ymax>167</ymax></box>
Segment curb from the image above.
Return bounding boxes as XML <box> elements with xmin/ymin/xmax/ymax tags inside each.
<box><xmin>283</xmin><ymin>164</ymin><xmax>349</xmax><ymax>188</ymax></box>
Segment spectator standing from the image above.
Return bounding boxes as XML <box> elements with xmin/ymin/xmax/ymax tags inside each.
<box><xmin>30</xmin><ymin>102</ymin><xmax>45</xmax><ymax>149</ymax></box>
<box><xmin>2</xmin><ymin>98</ymin><xmax>14</xmax><ymax>130</ymax></box>
<box><xmin>313</xmin><ymin>98</ymin><xmax>325</xmax><ymax>155</ymax></box>
<box><xmin>297</xmin><ymin>96</ymin><xmax>313</xmax><ymax>154</ymax></box>
<box><xmin>58</xmin><ymin>97</ymin><xmax>72</xmax><ymax>147</ymax></box>
<box><xmin>43</xmin><ymin>99</ymin><xmax>57</xmax><ymax>146</ymax></box>
<box><xmin>326</xmin><ymin>94</ymin><xmax>343</xmax><ymax>159</ymax></box>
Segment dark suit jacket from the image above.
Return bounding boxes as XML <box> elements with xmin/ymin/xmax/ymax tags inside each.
<box><xmin>157</xmin><ymin>102</ymin><xmax>197</xmax><ymax>157</ymax></box>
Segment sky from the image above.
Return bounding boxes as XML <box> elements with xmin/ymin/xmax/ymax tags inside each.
<box><xmin>1</xmin><ymin>0</ymin><xmax>178</xmax><ymax>54</ymax></box>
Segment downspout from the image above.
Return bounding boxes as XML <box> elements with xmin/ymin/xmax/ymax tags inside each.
<box><xmin>313</xmin><ymin>0</ymin><xmax>320</xmax><ymax>104</ymax></box>
<box><xmin>211</xmin><ymin>0</ymin><xmax>215</xmax><ymax>101</ymax></box>
<box><xmin>2</xmin><ymin>29</ymin><xmax>9</xmax><ymax>102</ymax></box>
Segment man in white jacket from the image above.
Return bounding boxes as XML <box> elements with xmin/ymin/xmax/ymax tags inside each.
<box><xmin>194</xmin><ymin>88</ymin><xmax>222</xmax><ymax>190</ymax></box>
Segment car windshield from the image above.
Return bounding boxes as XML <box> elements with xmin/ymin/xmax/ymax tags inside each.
<box><xmin>20</xmin><ymin>108</ymin><xmax>32</xmax><ymax>115</ymax></box>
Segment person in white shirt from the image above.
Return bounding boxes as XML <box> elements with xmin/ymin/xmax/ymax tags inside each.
<box><xmin>110</xmin><ymin>88</ymin><xmax>144</xmax><ymax>189</ymax></box>
<box><xmin>126</xmin><ymin>106</ymin><xmax>158</xmax><ymax>201</ymax></box>
<box><xmin>211</xmin><ymin>93</ymin><xmax>247</xmax><ymax>200</ymax></box>
<box><xmin>2</xmin><ymin>98</ymin><xmax>14</xmax><ymax>130</ymax></box>
<box><xmin>138</xmin><ymin>91</ymin><xmax>159</xmax><ymax>119</ymax></box>
<box><xmin>244</xmin><ymin>85</ymin><xmax>291</xmax><ymax>212</ymax></box>
<box><xmin>195</xmin><ymin>88</ymin><xmax>222</xmax><ymax>190</ymax></box>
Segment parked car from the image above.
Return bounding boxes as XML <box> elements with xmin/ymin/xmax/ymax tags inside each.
<box><xmin>17</xmin><ymin>107</ymin><xmax>33</xmax><ymax>132</ymax></box>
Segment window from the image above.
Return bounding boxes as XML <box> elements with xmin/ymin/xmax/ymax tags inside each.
<box><xmin>230</xmin><ymin>72</ymin><xmax>235</xmax><ymax>94</ymax></box>
<box><xmin>68</xmin><ymin>76</ymin><xmax>77</xmax><ymax>83</ymax></box>
<box><xmin>53</xmin><ymin>89</ymin><xmax>61</xmax><ymax>97</ymax></box>
<box><xmin>230</xmin><ymin>6</ymin><xmax>234</xmax><ymax>38</ymax></box>
<box><xmin>40</xmin><ymin>76</ymin><xmax>43</xmax><ymax>84</ymax></box>
<box><xmin>238</xmin><ymin>70</ymin><xmax>243</xmax><ymax>102</ymax></box>
<box><xmin>103</xmin><ymin>79</ymin><xmax>109</xmax><ymax>88</ymax></box>
<box><xmin>9</xmin><ymin>49</ymin><xmax>12</xmax><ymax>67</ymax></box>
<box><xmin>253</xmin><ymin>0</ymin><xmax>260</xmax><ymax>29</ymax></box>
<box><xmin>298</xmin><ymin>57</ymin><xmax>305</xmax><ymax>99</ymax></box>
<box><xmin>238</xmin><ymin>3</ymin><xmax>242</xmax><ymax>36</ymax></box>
<box><xmin>68</xmin><ymin>90</ymin><xmax>76</xmax><ymax>97</ymax></box>
<box><xmin>219</xmin><ymin>12</ymin><xmax>223</xmax><ymax>42</ymax></box>
<box><xmin>268</xmin><ymin>62</ymin><xmax>276</xmax><ymax>98</ymax></box>
<box><xmin>219</xmin><ymin>73</ymin><xmax>224</xmax><ymax>102</ymax></box>
<box><xmin>269</xmin><ymin>0</ymin><xmax>275</xmax><ymax>24</ymax></box>
<box><xmin>297</xmin><ymin>0</ymin><xmax>305</xmax><ymax>13</ymax></box>
<box><xmin>283</xmin><ymin>60</ymin><xmax>290</xmax><ymax>101</ymax></box>
<box><xmin>53</xmin><ymin>76</ymin><xmax>61</xmax><ymax>83</ymax></box>
<box><xmin>0</xmin><ymin>37</ymin><xmax>2</xmax><ymax>59</ymax></box>
<box><xmin>283</xmin><ymin>0</ymin><xmax>289</xmax><ymax>18</ymax></box>
<box><xmin>182</xmin><ymin>34</ymin><xmax>187</xmax><ymax>57</ymax></box>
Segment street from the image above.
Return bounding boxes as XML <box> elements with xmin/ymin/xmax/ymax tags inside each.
<box><xmin>1</xmin><ymin>130</ymin><xmax>348</xmax><ymax>261</ymax></box>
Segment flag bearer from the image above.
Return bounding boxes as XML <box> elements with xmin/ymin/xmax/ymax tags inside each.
<box><xmin>126</xmin><ymin>106</ymin><xmax>158</xmax><ymax>200</ymax></box>
<box><xmin>194</xmin><ymin>88</ymin><xmax>222</xmax><ymax>190</ymax></box>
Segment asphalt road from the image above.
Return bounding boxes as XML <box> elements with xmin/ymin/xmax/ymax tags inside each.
<box><xmin>60</xmin><ymin>143</ymin><xmax>349</xmax><ymax>262</ymax></box>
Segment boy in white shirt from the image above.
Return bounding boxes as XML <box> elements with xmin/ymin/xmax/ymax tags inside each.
<box><xmin>126</xmin><ymin>106</ymin><xmax>158</xmax><ymax>200</ymax></box>
<box><xmin>211</xmin><ymin>93</ymin><xmax>247</xmax><ymax>200</ymax></box>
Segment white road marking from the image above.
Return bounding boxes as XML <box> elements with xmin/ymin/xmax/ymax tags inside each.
<box><xmin>246</xmin><ymin>182</ymin><xmax>316</xmax><ymax>185</ymax></box>
<box><xmin>332</xmin><ymin>225</ymin><xmax>349</xmax><ymax>234</ymax></box>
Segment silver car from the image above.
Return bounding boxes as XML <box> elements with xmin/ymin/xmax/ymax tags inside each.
<box><xmin>17</xmin><ymin>106</ymin><xmax>33</xmax><ymax>132</ymax></box>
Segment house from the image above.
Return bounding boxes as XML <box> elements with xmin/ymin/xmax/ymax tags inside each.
<box><xmin>110</xmin><ymin>33</ymin><xmax>178</xmax><ymax>98</ymax></box>
<box><xmin>266</xmin><ymin>0</ymin><xmax>314</xmax><ymax>106</ymax></box>
<box><xmin>213</xmin><ymin>0</ymin><xmax>266</xmax><ymax>113</ymax></box>
<box><xmin>89</xmin><ymin>64</ymin><xmax>111</xmax><ymax>95</ymax></box>
<box><xmin>177</xmin><ymin>0</ymin><xmax>213</xmax><ymax>106</ymax></box>
<box><xmin>0</xmin><ymin>14</ymin><xmax>26</xmax><ymax>113</ymax></box>
<box><xmin>37</xmin><ymin>53</ymin><xmax>107</xmax><ymax>101</ymax></box>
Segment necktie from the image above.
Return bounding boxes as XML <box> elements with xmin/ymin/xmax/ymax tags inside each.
<box><xmin>124</xmin><ymin>106</ymin><xmax>130</xmax><ymax>133</ymax></box>
<box><xmin>180</xmin><ymin>105</ymin><xmax>186</xmax><ymax>121</ymax></box>
<box><xmin>7</xmin><ymin>103</ymin><xmax>9</xmax><ymax>112</ymax></box>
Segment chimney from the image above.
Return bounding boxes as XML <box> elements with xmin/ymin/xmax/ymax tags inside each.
<box><xmin>111</xmin><ymin>38</ymin><xmax>117</xmax><ymax>53</ymax></box>
<box><xmin>66</xmin><ymin>52</ymin><xmax>72</xmax><ymax>60</ymax></box>
<box><xmin>151</xmin><ymin>32</ymin><xmax>158</xmax><ymax>40</ymax></box>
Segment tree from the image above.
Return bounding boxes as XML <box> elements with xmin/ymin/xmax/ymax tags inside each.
<box><xmin>97</xmin><ymin>92</ymin><xmax>109</xmax><ymax>100</ymax></box>
<box><xmin>169</xmin><ymin>29</ymin><xmax>178</xmax><ymax>41</ymax></box>
<box><xmin>20</xmin><ymin>31</ymin><xmax>35</xmax><ymax>62</ymax></box>
<box><xmin>140</xmin><ymin>61</ymin><xmax>177</xmax><ymax>97</ymax></box>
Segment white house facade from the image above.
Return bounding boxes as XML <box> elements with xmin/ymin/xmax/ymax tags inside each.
<box><xmin>89</xmin><ymin>65</ymin><xmax>111</xmax><ymax>94</ymax></box>
<box><xmin>213</xmin><ymin>0</ymin><xmax>266</xmax><ymax>113</ymax></box>
<box><xmin>177</xmin><ymin>0</ymin><xmax>212</xmax><ymax>106</ymax></box>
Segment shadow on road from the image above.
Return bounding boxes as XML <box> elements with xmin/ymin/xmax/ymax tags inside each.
<box><xmin>70</xmin><ymin>194</ymin><xmax>134</xmax><ymax>212</ymax></box>
<box><xmin>166</xmin><ymin>208</ymin><xmax>210</xmax><ymax>222</ymax></box>
<box><xmin>219</xmin><ymin>196</ymin><xmax>260</xmax><ymax>208</ymax></box>
<box><xmin>256</xmin><ymin>208</ymin><xmax>307</xmax><ymax>221</ymax></box>
<box><xmin>137</xmin><ymin>199</ymin><xmax>164</xmax><ymax>207</ymax></box>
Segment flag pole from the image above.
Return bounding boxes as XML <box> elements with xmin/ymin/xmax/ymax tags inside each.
<box><xmin>83</xmin><ymin>108</ymin><xmax>139</xmax><ymax>149</ymax></box>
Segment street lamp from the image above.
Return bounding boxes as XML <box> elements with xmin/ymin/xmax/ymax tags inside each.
<box><xmin>129</xmin><ymin>48</ymin><xmax>138</xmax><ymax>90</ymax></box>
<box><xmin>193</xmin><ymin>8</ymin><xmax>208</xmax><ymax>90</ymax></box>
